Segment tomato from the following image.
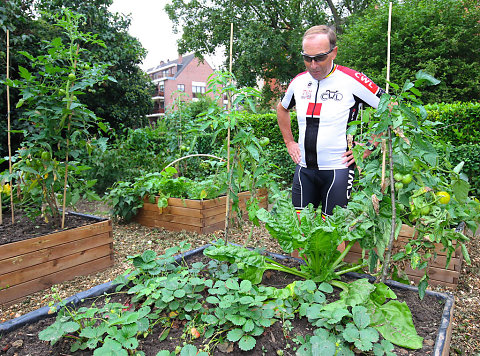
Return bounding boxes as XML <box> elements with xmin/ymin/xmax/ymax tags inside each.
<box><xmin>180</xmin><ymin>145</ymin><xmax>188</xmax><ymax>151</ymax></box>
<box><xmin>394</xmin><ymin>182</ymin><xmax>404</xmax><ymax>191</ymax></box>
<box><xmin>259</xmin><ymin>137</ymin><xmax>270</xmax><ymax>147</ymax></box>
<box><xmin>68</xmin><ymin>72</ymin><xmax>76</xmax><ymax>81</ymax></box>
<box><xmin>394</xmin><ymin>173</ymin><xmax>403</xmax><ymax>182</ymax></box>
<box><xmin>41</xmin><ymin>151</ymin><xmax>51</xmax><ymax>160</ymax></box>
<box><xmin>420</xmin><ymin>205</ymin><xmax>431</xmax><ymax>215</ymax></box>
<box><xmin>436</xmin><ymin>191</ymin><xmax>451</xmax><ymax>204</ymax></box>
<box><xmin>402</xmin><ymin>173</ymin><xmax>413</xmax><ymax>185</ymax></box>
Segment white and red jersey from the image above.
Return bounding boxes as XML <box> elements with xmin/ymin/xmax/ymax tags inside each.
<box><xmin>281</xmin><ymin>64</ymin><xmax>385</xmax><ymax>170</ymax></box>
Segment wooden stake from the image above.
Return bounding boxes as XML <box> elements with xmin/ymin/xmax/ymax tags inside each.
<box><xmin>224</xmin><ymin>22</ymin><xmax>234</xmax><ymax>242</ymax></box>
<box><xmin>380</xmin><ymin>1</ymin><xmax>396</xmax><ymax>283</ymax></box>
<box><xmin>6</xmin><ymin>29</ymin><xmax>14</xmax><ymax>224</ymax></box>
<box><xmin>385</xmin><ymin>2</ymin><xmax>392</xmax><ymax>93</ymax></box>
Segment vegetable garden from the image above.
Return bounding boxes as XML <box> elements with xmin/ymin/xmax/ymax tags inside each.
<box><xmin>1</xmin><ymin>6</ymin><xmax>480</xmax><ymax>356</ymax></box>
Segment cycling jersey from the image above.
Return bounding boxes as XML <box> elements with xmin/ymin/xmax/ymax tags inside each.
<box><xmin>281</xmin><ymin>64</ymin><xmax>385</xmax><ymax>170</ymax></box>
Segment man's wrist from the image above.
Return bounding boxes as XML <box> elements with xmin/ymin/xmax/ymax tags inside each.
<box><xmin>365</xmin><ymin>141</ymin><xmax>377</xmax><ymax>151</ymax></box>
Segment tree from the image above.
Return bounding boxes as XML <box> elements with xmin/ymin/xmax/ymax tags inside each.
<box><xmin>36</xmin><ymin>0</ymin><xmax>154</xmax><ymax>130</ymax></box>
<box><xmin>1</xmin><ymin>0</ymin><xmax>153</xmax><ymax>143</ymax></box>
<box><xmin>336</xmin><ymin>0</ymin><xmax>480</xmax><ymax>103</ymax></box>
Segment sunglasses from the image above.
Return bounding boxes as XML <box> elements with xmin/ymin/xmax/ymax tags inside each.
<box><xmin>301</xmin><ymin>47</ymin><xmax>336</xmax><ymax>62</ymax></box>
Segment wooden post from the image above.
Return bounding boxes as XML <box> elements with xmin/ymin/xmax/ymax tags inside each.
<box><xmin>6</xmin><ymin>29</ymin><xmax>14</xmax><ymax>224</ymax></box>
<box><xmin>224</xmin><ymin>22</ymin><xmax>234</xmax><ymax>242</ymax></box>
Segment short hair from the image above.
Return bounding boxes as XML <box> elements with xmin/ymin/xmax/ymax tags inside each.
<box><xmin>303</xmin><ymin>25</ymin><xmax>337</xmax><ymax>49</ymax></box>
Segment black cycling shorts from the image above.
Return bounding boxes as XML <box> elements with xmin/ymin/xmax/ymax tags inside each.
<box><xmin>292</xmin><ymin>165</ymin><xmax>355</xmax><ymax>217</ymax></box>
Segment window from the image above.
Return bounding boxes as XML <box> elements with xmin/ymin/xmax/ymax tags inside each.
<box><xmin>177</xmin><ymin>84</ymin><xmax>185</xmax><ymax>92</ymax></box>
<box><xmin>192</xmin><ymin>85</ymin><xmax>206</xmax><ymax>98</ymax></box>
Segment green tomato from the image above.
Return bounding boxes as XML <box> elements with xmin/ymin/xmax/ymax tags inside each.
<box><xmin>402</xmin><ymin>173</ymin><xmax>413</xmax><ymax>185</ymax></box>
<box><xmin>68</xmin><ymin>72</ymin><xmax>76</xmax><ymax>81</ymax></box>
<box><xmin>394</xmin><ymin>173</ymin><xmax>404</xmax><ymax>182</ymax></box>
<box><xmin>180</xmin><ymin>145</ymin><xmax>188</xmax><ymax>151</ymax></box>
<box><xmin>41</xmin><ymin>151</ymin><xmax>51</xmax><ymax>161</ymax></box>
<box><xmin>259</xmin><ymin>137</ymin><xmax>270</xmax><ymax>147</ymax></box>
<box><xmin>420</xmin><ymin>205</ymin><xmax>431</xmax><ymax>215</ymax></box>
<box><xmin>394</xmin><ymin>182</ymin><xmax>404</xmax><ymax>191</ymax></box>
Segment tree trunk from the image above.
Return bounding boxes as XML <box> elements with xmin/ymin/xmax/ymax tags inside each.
<box><xmin>324</xmin><ymin>0</ymin><xmax>343</xmax><ymax>34</ymax></box>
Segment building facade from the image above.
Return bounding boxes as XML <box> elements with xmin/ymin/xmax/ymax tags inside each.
<box><xmin>146</xmin><ymin>54</ymin><xmax>215</xmax><ymax>120</ymax></box>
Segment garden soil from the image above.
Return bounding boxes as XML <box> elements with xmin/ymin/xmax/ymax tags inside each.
<box><xmin>0</xmin><ymin>200</ymin><xmax>479</xmax><ymax>355</ymax></box>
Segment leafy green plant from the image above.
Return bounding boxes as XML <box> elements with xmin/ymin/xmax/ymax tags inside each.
<box><xmin>108</xmin><ymin>166</ymin><xmax>227</xmax><ymax>221</ymax></box>
<box><xmin>6</xmin><ymin>9</ymin><xmax>110</xmax><ymax>226</ymax></box>
<box><xmin>344</xmin><ymin>71</ymin><xmax>480</xmax><ymax>296</ymax></box>
<box><xmin>252</xmin><ymin>196</ymin><xmax>365</xmax><ymax>282</ymax></box>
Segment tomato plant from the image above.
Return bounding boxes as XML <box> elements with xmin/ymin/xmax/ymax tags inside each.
<box><xmin>343</xmin><ymin>71</ymin><xmax>480</xmax><ymax>297</ymax></box>
<box><xmin>5</xmin><ymin>9</ymin><xmax>111</xmax><ymax>226</ymax></box>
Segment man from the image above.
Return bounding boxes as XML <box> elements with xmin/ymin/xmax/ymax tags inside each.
<box><xmin>277</xmin><ymin>25</ymin><xmax>383</xmax><ymax>217</ymax></box>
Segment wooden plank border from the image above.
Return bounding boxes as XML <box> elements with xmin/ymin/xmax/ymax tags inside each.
<box><xmin>0</xmin><ymin>214</ymin><xmax>114</xmax><ymax>305</ymax></box>
<box><xmin>134</xmin><ymin>189</ymin><xmax>268</xmax><ymax>234</ymax></box>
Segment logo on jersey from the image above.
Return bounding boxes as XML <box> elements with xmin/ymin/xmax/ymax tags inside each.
<box><xmin>320</xmin><ymin>90</ymin><xmax>343</xmax><ymax>101</ymax></box>
<box><xmin>306</xmin><ymin>102</ymin><xmax>322</xmax><ymax>118</ymax></box>
<box><xmin>301</xmin><ymin>90</ymin><xmax>312</xmax><ymax>100</ymax></box>
<box><xmin>337</xmin><ymin>65</ymin><xmax>379</xmax><ymax>94</ymax></box>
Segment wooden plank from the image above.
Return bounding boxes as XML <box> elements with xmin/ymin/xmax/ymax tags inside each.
<box><xmin>202</xmin><ymin>221</ymin><xmax>226</xmax><ymax>235</ymax></box>
<box><xmin>0</xmin><ymin>245</ymin><xmax>113</xmax><ymax>289</ymax></box>
<box><xmin>0</xmin><ymin>220</ymin><xmax>112</xmax><ymax>261</ymax></box>
<box><xmin>0</xmin><ymin>256</ymin><xmax>113</xmax><ymax>306</ymax></box>
<box><xmin>167</xmin><ymin>197</ymin><xmax>204</xmax><ymax>209</ymax></box>
<box><xmin>0</xmin><ymin>232</ymin><xmax>113</xmax><ymax>275</ymax></box>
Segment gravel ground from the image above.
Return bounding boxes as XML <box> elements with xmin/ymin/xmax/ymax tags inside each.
<box><xmin>0</xmin><ymin>200</ymin><xmax>478</xmax><ymax>355</ymax></box>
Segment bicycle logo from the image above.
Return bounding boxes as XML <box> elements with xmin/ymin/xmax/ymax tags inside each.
<box><xmin>320</xmin><ymin>90</ymin><xmax>343</xmax><ymax>101</ymax></box>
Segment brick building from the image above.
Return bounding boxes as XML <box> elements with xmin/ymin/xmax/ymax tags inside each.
<box><xmin>146</xmin><ymin>54</ymin><xmax>215</xmax><ymax>120</ymax></box>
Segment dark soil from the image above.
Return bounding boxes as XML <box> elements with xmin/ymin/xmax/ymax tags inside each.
<box><xmin>0</xmin><ymin>254</ymin><xmax>446</xmax><ymax>356</ymax></box>
<box><xmin>0</xmin><ymin>210</ymin><xmax>105</xmax><ymax>246</ymax></box>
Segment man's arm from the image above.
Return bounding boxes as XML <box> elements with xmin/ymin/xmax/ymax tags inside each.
<box><xmin>277</xmin><ymin>102</ymin><xmax>300</xmax><ymax>164</ymax></box>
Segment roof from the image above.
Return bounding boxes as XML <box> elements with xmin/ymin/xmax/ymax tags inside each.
<box><xmin>146</xmin><ymin>53</ymin><xmax>196</xmax><ymax>78</ymax></box>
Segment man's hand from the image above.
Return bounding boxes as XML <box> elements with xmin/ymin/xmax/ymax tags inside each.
<box><xmin>342</xmin><ymin>144</ymin><xmax>376</xmax><ymax>166</ymax></box>
<box><xmin>342</xmin><ymin>150</ymin><xmax>355</xmax><ymax>167</ymax></box>
<box><xmin>286</xmin><ymin>141</ymin><xmax>301</xmax><ymax>164</ymax></box>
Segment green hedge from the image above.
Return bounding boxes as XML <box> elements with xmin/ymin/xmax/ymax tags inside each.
<box><xmin>238</xmin><ymin>112</ymin><xmax>298</xmax><ymax>185</ymax></box>
<box><xmin>427</xmin><ymin>102</ymin><xmax>480</xmax><ymax>144</ymax></box>
<box><xmin>235</xmin><ymin>103</ymin><xmax>480</xmax><ymax>194</ymax></box>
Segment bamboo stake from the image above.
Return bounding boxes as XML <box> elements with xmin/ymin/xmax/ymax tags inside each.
<box><xmin>61</xmin><ymin>44</ymin><xmax>80</xmax><ymax>229</ymax></box>
<box><xmin>6</xmin><ymin>29</ymin><xmax>14</xmax><ymax>224</ymax></box>
<box><xmin>224</xmin><ymin>22</ymin><xmax>234</xmax><ymax>242</ymax></box>
<box><xmin>380</xmin><ymin>1</ymin><xmax>396</xmax><ymax>283</ymax></box>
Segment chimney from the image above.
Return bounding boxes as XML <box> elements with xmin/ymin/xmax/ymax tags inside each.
<box><xmin>178</xmin><ymin>53</ymin><xmax>183</xmax><ymax>64</ymax></box>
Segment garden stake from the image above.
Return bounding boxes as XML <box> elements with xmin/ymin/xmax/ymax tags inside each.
<box><xmin>61</xmin><ymin>43</ymin><xmax>80</xmax><ymax>229</ymax></box>
<box><xmin>380</xmin><ymin>2</ymin><xmax>396</xmax><ymax>283</ymax></box>
<box><xmin>6</xmin><ymin>29</ymin><xmax>14</xmax><ymax>223</ymax></box>
<box><xmin>224</xmin><ymin>22</ymin><xmax>234</xmax><ymax>242</ymax></box>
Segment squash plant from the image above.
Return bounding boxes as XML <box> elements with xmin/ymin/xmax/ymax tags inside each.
<box><xmin>345</xmin><ymin>71</ymin><xmax>480</xmax><ymax>296</ymax></box>
<box><xmin>6</xmin><ymin>9</ymin><xmax>112</xmax><ymax>227</ymax></box>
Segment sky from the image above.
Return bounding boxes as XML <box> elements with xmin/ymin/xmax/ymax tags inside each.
<box><xmin>108</xmin><ymin>0</ymin><xmax>224</xmax><ymax>71</ymax></box>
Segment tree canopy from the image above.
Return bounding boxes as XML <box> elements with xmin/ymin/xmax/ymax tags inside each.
<box><xmin>166</xmin><ymin>1</ymin><xmax>373</xmax><ymax>94</ymax></box>
<box><xmin>336</xmin><ymin>0</ymin><xmax>480</xmax><ymax>103</ymax></box>
<box><xmin>1</xmin><ymin>0</ymin><xmax>153</xmax><ymax>145</ymax></box>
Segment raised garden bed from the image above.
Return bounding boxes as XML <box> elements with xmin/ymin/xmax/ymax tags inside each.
<box><xmin>343</xmin><ymin>224</ymin><xmax>464</xmax><ymax>288</ymax></box>
<box><xmin>133</xmin><ymin>188</ymin><xmax>268</xmax><ymax>234</ymax></box>
<box><xmin>0</xmin><ymin>245</ymin><xmax>454</xmax><ymax>355</ymax></box>
<box><xmin>0</xmin><ymin>212</ymin><xmax>114</xmax><ymax>306</ymax></box>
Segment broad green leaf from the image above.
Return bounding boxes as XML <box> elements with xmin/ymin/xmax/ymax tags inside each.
<box><xmin>238</xmin><ymin>334</ymin><xmax>256</xmax><ymax>351</ymax></box>
<box><xmin>371</xmin><ymin>300</ymin><xmax>423</xmax><ymax>349</ymax></box>
<box><xmin>227</xmin><ymin>328</ymin><xmax>244</xmax><ymax>342</ymax></box>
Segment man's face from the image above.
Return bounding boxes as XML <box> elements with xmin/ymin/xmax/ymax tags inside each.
<box><xmin>302</xmin><ymin>34</ymin><xmax>337</xmax><ymax>81</ymax></box>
